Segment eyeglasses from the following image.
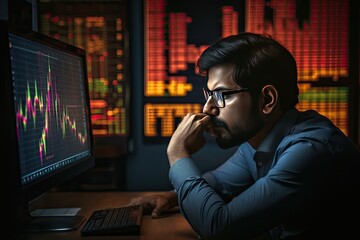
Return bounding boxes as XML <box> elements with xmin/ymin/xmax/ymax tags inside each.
<box><xmin>202</xmin><ymin>87</ymin><xmax>248</xmax><ymax>108</ymax></box>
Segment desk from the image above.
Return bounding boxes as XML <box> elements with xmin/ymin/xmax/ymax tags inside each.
<box><xmin>12</xmin><ymin>191</ymin><xmax>198</xmax><ymax>240</ymax></box>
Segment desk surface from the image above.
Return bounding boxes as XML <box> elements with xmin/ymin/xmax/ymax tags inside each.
<box><xmin>12</xmin><ymin>191</ymin><xmax>198</xmax><ymax>240</ymax></box>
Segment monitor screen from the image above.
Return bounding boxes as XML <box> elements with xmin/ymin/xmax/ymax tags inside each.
<box><xmin>1</xmin><ymin>21</ymin><xmax>95</xmax><ymax>232</ymax></box>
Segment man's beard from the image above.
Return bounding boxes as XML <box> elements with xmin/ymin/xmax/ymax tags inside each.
<box><xmin>215</xmin><ymin>107</ymin><xmax>264</xmax><ymax>149</ymax></box>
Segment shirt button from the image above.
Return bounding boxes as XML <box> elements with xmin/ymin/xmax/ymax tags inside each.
<box><xmin>257</xmin><ymin>162</ymin><xmax>263</xmax><ymax>167</ymax></box>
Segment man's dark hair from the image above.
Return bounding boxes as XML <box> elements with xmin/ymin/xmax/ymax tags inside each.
<box><xmin>196</xmin><ymin>32</ymin><xmax>299</xmax><ymax>110</ymax></box>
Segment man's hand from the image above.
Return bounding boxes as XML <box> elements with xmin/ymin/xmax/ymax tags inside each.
<box><xmin>128</xmin><ymin>192</ymin><xmax>178</xmax><ymax>218</ymax></box>
<box><xmin>167</xmin><ymin>113</ymin><xmax>211</xmax><ymax>165</ymax></box>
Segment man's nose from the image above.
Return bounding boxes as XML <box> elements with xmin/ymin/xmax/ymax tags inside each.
<box><xmin>202</xmin><ymin>97</ymin><xmax>219</xmax><ymax>116</ymax></box>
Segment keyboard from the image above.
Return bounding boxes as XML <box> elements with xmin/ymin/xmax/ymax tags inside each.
<box><xmin>81</xmin><ymin>205</ymin><xmax>143</xmax><ymax>236</ymax></box>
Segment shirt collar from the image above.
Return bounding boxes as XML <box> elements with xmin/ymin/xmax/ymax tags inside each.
<box><xmin>254</xmin><ymin>108</ymin><xmax>299</xmax><ymax>162</ymax></box>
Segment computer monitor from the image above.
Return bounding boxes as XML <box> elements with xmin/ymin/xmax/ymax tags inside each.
<box><xmin>0</xmin><ymin>21</ymin><xmax>95</xmax><ymax>232</ymax></box>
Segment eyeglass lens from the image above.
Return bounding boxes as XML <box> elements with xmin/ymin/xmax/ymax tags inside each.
<box><xmin>203</xmin><ymin>89</ymin><xmax>224</xmax><ymax>108</ymax></box>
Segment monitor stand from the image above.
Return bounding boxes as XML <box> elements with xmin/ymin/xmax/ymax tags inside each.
<box><xmin>20</xmin><ymin>215</ymin><xmax>86</xmax><ymax>232</ymax></box>
<box><xmin>15</xmin><ymin>203</ymin><xmax>86</xmax><ymax>232</ymax></box>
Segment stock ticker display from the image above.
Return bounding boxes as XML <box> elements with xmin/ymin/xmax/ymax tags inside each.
<box><xmin>144</xmin><ymin>0</ymin><xmax>350</xmax><ymax>142</ymax></box>
<box><xmin>38</xmin><ymin>1</ymin><xmax>128</xmax><ymax>137</ymax></box>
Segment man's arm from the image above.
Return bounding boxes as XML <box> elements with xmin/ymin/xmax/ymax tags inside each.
<box><xmin>129</xmin><ymin>113</ymin><xmax>210</xmax><ymax>218</ymax></box>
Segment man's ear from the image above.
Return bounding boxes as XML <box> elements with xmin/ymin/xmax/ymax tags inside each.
<box><xmin>261</xmin><ymin>85</ymin><xmax>278</xmax><ymax>114</ymax></box>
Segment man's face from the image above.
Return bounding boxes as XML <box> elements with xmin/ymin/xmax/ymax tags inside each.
<box><xmin>203</xmin><ymin>63</ymin><xmax>264</xmax><ymax>148</ymax></box>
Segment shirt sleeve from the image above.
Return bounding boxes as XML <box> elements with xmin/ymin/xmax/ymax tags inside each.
<box><xmin>202</xmin><ymin>144</ymin><xmax>256</xmax><ymax>197</ymax></box>
<box><xmin>168</xmin><ymin>140</ymin><xmax>331</xmax><ymax>239</ymax></box>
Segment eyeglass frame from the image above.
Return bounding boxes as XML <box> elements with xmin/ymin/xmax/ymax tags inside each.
<box><xmin>202</xmin><ymin>87</ymin><xmax>249</xmax><ymax>108</ymax></box>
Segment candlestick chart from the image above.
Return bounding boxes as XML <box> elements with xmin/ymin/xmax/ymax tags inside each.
<box><xmin>10</xmin><ymin>35</ymin><xmax>90</xmax><ymax>183</ymax></box>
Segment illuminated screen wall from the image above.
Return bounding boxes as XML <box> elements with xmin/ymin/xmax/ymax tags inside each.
<box><xmin>145</xmin><ymin>0</ymin><xmax>351</xmax><ymax>142</ymax></box>
<box><xmin>38</xmin><ymin>1</ymin><xmax>129</xmax><ymax>137</ymax></box>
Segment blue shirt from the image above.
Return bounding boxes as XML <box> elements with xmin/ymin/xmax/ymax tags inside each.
<box><xmin>169</xmin><ymin>108</ymin><xmax>360</xmax><ymax>239</ymax></box>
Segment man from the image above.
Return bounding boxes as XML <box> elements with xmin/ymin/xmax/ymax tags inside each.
<box><xmin>130</xmin><ymin>33</ymin><xmax>360</xmax><ymax>239</ymax></box>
